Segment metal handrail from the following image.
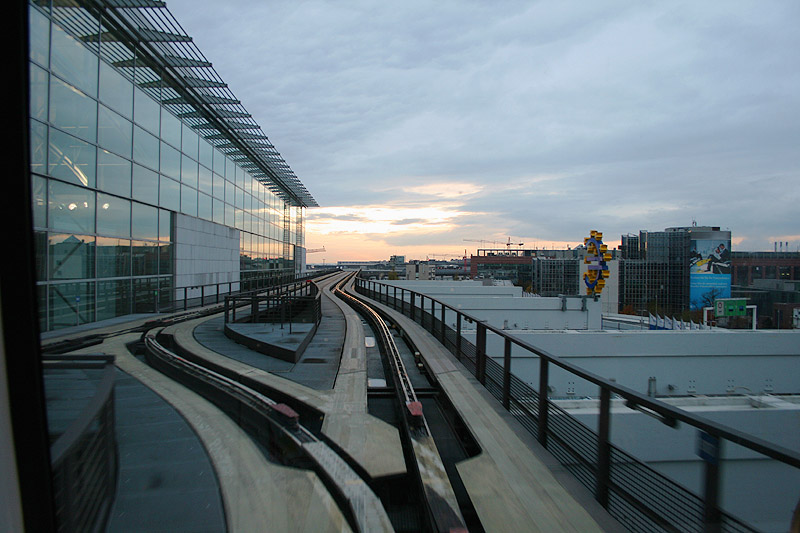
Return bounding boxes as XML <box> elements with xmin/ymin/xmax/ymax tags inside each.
<box><xmin>356</xmin><ymin>277</ymin><xmax>800</xmax><ymax>532</ymax></box>
<box><xmin>223</xmin><ymin>279</ymin><xmax>321</xmax><ymax>326</ymax></box>
<box><xmin>131</xmin><ymin>268</ymin><xmax>340</xmax><ymax>315</ymax></box>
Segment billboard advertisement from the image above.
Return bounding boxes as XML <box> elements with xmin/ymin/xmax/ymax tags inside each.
<box><xmin>689</xmin><ymin>237</ymin><xmax>731</xmax><ymax>310</ymax></box>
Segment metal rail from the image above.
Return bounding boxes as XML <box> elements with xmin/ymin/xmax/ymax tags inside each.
<box><xmin>334</xmin><ymin>273</ymin><xmax>468</xmax><ymax>533</ymax></box>
<box><xmin>356</xmin><ymin>277</ymin><xmax>800</xmax><ymax>533</ymax></box>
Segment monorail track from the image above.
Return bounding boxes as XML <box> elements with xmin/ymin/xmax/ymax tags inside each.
<box><xmin>333</xmin><ymin>272</ymin><xmax>469</xmax><ymax>533</ymax></box>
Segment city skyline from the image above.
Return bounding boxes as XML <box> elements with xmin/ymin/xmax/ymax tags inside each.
<box><xmin>167</xmin><ymin>1</ymin><xmax>799</xmax><ymax>262</ymax></box>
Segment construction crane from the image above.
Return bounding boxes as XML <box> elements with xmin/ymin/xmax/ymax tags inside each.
<box><xmin>306</xmin><ymin>245</ymin><xmax>326</xmax><ymax>253</ymax></box>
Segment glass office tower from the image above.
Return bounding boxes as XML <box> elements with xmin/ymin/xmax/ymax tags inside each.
<box><xmin>28</xmin><ymin>1</ymin><xmax>316</xmax><ymax>332</ymax></box>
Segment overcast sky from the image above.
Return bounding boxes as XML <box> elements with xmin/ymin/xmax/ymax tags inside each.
<box><xmin>166</xmin><ymin>0</ymin><xmax>799</xmax><ymax>262</ymax></box>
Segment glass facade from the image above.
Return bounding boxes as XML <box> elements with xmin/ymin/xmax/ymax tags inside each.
<box><xmin>29</xmin><ymin>4</ymin><xmax>306</xmax><ymax>331</ymax></box>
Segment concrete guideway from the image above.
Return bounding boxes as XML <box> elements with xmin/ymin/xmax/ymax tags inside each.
<box><xmin>363</xmin><ymin>295</ymin><xmax>621</xmax><ymax>532</ymax></box>
<box><xmin>165</xmin><ymin>272</ymin><xmax>405</xmax><ymax>481</ymax></box>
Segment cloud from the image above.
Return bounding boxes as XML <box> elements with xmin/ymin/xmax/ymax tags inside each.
<box><xmin>167</xmin><ymin>0</ymin><xmax>800</xmax><ymax>260</ymax></box>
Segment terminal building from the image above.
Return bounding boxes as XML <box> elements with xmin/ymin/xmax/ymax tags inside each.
<box><xmin>28</xmin><ymin>0</ymin><xmax>316</xmax><ymax>332</ymax></box>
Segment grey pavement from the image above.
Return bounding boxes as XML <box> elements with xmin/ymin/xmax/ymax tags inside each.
<box><xmin>193</xmin><ymin>290</ymin><xmax>346</xmax><ymax>390</ymax></box>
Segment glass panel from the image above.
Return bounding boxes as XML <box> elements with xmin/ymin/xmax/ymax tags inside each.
<box><xmin>97</xmin><ymin>193</ymin><xmax>131</xmax><ymax>238</ymax></box>
<box><xmin>181</xmin><ymin>124</ymin><xmax>198</xmax><ymax>160</ymax></box>
<box><xmin>34</xmin><ymin>231</ymin><xmax>47</xmax><ymax>282</ymax></box>
<box><xmin>30</xmin><ymin>63</ymin><xmax>48</xmax><ymax>121</ymax></box>
<box><xmin>159</xmin><ymin>243</ymin><xmax>173</xmax><ymax>275</ymax></box>
<box><xmin>29</xmin><ymin>6</ymin><xmax>49</xmax><ymax>67</ymax></box>
<box><xmin>225</xmin><ymin>203</ymin><xmax>234</xmax><ymax>227</ymax></box>
<box><xmin>99</xmin><ymin>61</ymin><xmax>133</xmax><ymax>119</ymax></box>
<box><xmin>96</xmin><ymin>279</ymin><xmax>131</xmax><ymax>321</ymax></box>
<box><xmin>132</xmin><ymin>126</ymin><xmax>159</xmax><ymax>170</ymax></box>
<box><xmin>199</xmin><ymin>139</ymin><xmax>212</xmax><ymax>169</ymax></box>
<box><xmin>32</xmin><ymin>176</ymin><xmax>47</xmax><ymax>229</ymax></box>
<box><xmin>225</xmin><ymin>180</ymin><xmax>234</xmax><ymax>204</ymax></box>
<box><xmin>159</xmin><ymin>209</ymin><xmax>173</xmax><ymax>242</ymax></box>
<box><xmin>213</xmin><ymin>173</ymin><xmax>224</xmax><ymax>199</ymax></box>
<box><xmin>133</xmin><ymin>277</ymin><xmax>158</xmax><ymax>314</ymax></box>
<box><xmin>198</xmin><ymin>165</ymin><xmax>212</xmax><ymax>194</ymax></box>
<box><xmin>132</xmin><ymin>241</ymin><xmax>158</xmax><ymax>276</ymax></box>
<box><xmin>97</xmin><ymin>149</ymin><xmax>131</xmax><ymax>197</ymax></box>
<box><xmin>213</xmin><ymin>148</ymin><xmax>225</xmax><ymax>176</ymax></box>
<box><xmin>212</xmin><ymin>198</ymin><xmax>224</xmax><ymax>225</ymax></box>
<box><xmin>160</xmin><ymin>111</ymin><xmax>181</xmax><ymax>148</ymax></box>
<box><xmin>98</xmin><ymin>104</ymin><xmax>132</xmax><ymax>158</ymax></box>
<box><xmin>132</xmin><ymin>165</ymin><xmax>159</xmax><ymax>206</ymax></box>
<box><xmin>49</xmin><ymin>282</ymin><xmax>95</xmax><ymax>330</ymax></box>
<box><xmin>48</xmin><ymin>128</ymin><xmax>96</xmax><ymax>187</ymax></box>
<box><xmin>134</xmin><ymin>87</ymin><xmax>160</xmax><ymax>134</ymax></box>
<box><xmin>159</xmin><ymin>177</ymin><xmax>180</xmax><ymax>211</ymax></box>
<box><xmin>198</xmin><ymin>193</ymin><xmax>212</xmax><ymax>221</ymax></box>
<box><xmin>48</xmin><ymin>181</ymin><xmax>94</xmax><ymax>234</ymax></box>
<box><xmin>181</xmin><ymin>154</ymin><xmax>198</xmax><ymax>187</ymax></box>
<box><xmin>96</xmin><ymin>237</ymin><xmax>131</xmax><ymax>278</ymax></box>
<box><xmin>180</xmin><ymin>184</ymin><xmax>197</xmax><ymax>217</ymax></box>
<box><xmin>49</xmin><ymin>233</ymin><xmax>94</xmax><ymax>280</ymax></box>
<box><xmin>160</xmin><ymin>142</ymin><xmax>180</xmax><ymax>180</ymax></box>
<box><xmin>131</xmin><ymin>202</ymin><xmax>158</xmax><ymax>240</ymax></box>
<box><xmin>50</xmin><ymin>23</ymin><xmax>98</xmax><ymax>97</ymax></box>
<box><xmin>30</xmin><ymin>120</ymin><xmax>47</xmax><ymax>176</ymax></box>
<box><xmin>49</xmin><ymin>77</ymin><xmax>97</xmax><ymax>143</ymax></box>
<box><xmin>226</xmin><ymin>157</ymin><xmax>235</xmax><ymax>181</ymax></box>
<box><xmin>158</xmin><ymin>276</ymin><xmax>173</xmax><ymax>311</ymax></box>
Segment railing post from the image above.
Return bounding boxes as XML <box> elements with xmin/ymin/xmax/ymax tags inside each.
<box><xmin>503</xmin><ymin>338</ymin><xmax>512</xmax><ymax>410</ymax></box>
<box><xmin>224</xmin><ymin>297</ymin><xmax>229</xmax><ymax>323</ymax></box>
<box><xmin>401</xmin><ymin>288</ymin><xmax>405</xmax><ymax>315</ymax></box>
<box><xmin>183</xmin><ymin>287</ymin><xmax>188</xmax><ymax>310</ymax></box>
<box><xmin>420</xmin><ymin>295</ymin><xmax>426</xmax><ymax>327</ymax></box>
<box><xmin>201</xmin><ymin>285</ymin><xmax>205</xmax><ymax>307</ymax></box>
<box><xmin>216</xmin><ymin>283</ymin><xmax>219</xmax><ymax>304</ymax></box>
<box><xmin>431</xmin><ymin>298</ymin><xmax>436</xmax><ymax>336</ymax></box>
<box><xmin>410</xmin><ymin>292</ymin><xmax>415</xmax><ymax>321</ymax></box>
<box><xmin>393</xmin><ymin>286</ymin><xmax>397</xmax><ymax>309</ymax></box>
<box><xmin>476</xmin><ymin>321</ymin><xmax>487</xmax><ymax>384</ymax></box>
<box><xmin>440</xmin><ymin>303</ymin><xmax>446</xmax><ymax>344</ymax></box>
<box><xmin>538</xmin><ymin>357</ymin><xmax>549</xmax><ymax>447</ymax></box>
<box><xmin>456</xmin><ymin>313</ymin><xmax>462</xmax><ymax>360</ymax></box>
<box><xmin>596</xmin><ymin>387</ymin><xmax>611</xmax><ymax>508</ymax></box>
<box><xmin>699</xmin><ymin>432</ymin><xmax>722</xmax><ymax>533</ymax></box>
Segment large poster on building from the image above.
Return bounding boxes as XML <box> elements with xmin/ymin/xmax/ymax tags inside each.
<box><xmin>689</xmin><ymin>238</ymin><xmax>731</xmax><ymax>309</ymax></box>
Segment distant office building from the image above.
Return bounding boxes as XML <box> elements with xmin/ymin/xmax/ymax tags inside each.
<box><xmin>29</xmin><ymin>1</ymin><xmax>316</xmax><ymax>331</ymax></box>
<box><xmin>469</xmin><ymin>247</ymin><xmax>617</xmax><ymax>299</ymax></box>
<box><xmin>619</xmin><ymin>226</ymin><xmax>731</xmax><ymax>315</ymax></box>
<box><xmin>731</xmin><ymin>251</ymin><xmax>800</xmax><ymax>285</ymax></box>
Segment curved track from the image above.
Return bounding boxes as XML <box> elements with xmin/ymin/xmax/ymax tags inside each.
<box><xmin>333</xmin><ymin>272</ymin><xmax>468</xmax><ymax>533</ymax></box>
